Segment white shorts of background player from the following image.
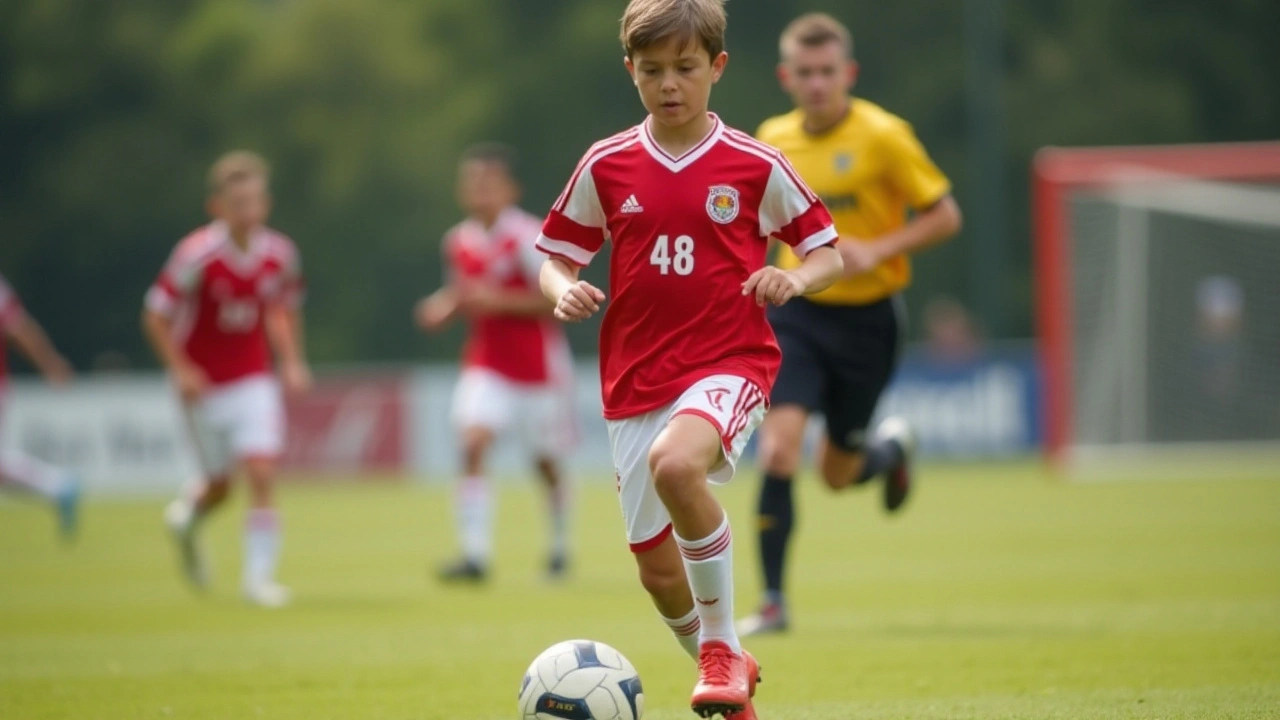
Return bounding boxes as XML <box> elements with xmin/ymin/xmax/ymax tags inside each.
<box><xmin>183</xmin><ymin>373</ymin><xmax>284</xmax><ymax>477</ymax></box>
<box><xmin>450</xmin><ymin>368</ymin><xmax>577</xmax><ymax>459</ymax></box>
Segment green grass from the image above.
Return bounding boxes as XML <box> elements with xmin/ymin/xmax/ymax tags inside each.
<box><xmin>2</xmin><ymin>463</ymin><xmax>1279</xmax><ymax>719</ymax></box>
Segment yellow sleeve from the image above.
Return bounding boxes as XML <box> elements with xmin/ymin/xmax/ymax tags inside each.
<box><xmin>881</xmin><ymin>122</ymin><xmax>951</xmax><ymax>210</ymax></box>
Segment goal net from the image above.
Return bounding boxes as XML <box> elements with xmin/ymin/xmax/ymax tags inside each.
<box><xmin>1033</xmin><ymin>142</ymin><xmax>1280</xmax><ymax>478</ymax></box>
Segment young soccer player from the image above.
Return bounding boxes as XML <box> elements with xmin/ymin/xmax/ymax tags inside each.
<box><xmin>0</xmin><ymin>273</ymin><xmax>79</xmax><ymax>537</ymax></box>
<box><xmin>536</xmin><ymin>1</ymin><xmax>843</xmax><ymax>715</ymax></box>
<box><xmin>738</xmin><ymin>13</ymin><xmax>963</xmax><ymax>637</ymax></box>
<box><xmin>416</xmin><ymin>144</ymin><xmax>576</xmax><ymax>583</ymax></box>
<box><xmin>144</xmin><ymin>151</ymin><xmax>312</xmax><ymax>608</ymax></box>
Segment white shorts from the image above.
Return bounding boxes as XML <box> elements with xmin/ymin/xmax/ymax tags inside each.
<box><xmin>451</xmin><ymin>368</ymin><xmax>576</xmax><ymax>458</ymax></box>
<box><xmin>183</xmin><ymin>374</ymin><xmax>284</xmax><ymax>477</ymax></box>
<box><xmin>607</xmin><ymin>374</ymin><xmax>767</xmax><ymax>552</ymax></box>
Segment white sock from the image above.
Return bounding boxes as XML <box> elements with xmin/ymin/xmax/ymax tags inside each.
<box><xmin>456</xmin><ymin>476</ymin><xmax>492</xmax><ymax>565</ymax></box>
<box><xmin>676</xmin><ymin>515</ymin><xmax>740</xmax><ymax>653</ymax></box>
<box><xmin>243</xmin><ymin>508</ymin><xmax>281</xmax><ymax>589</ymax></box>
<box><xmin>547</xmin><ymin>478</ymin><xmax>570</xmax><ymax>559</ymax></box>
<box><xmin>0</xmin><ymin>451</ymin><xmax>68</xmax><ymax>500</ymax></box>
<box><xmin>661</xmin><ymin>607</ymin><xmax>701</xmax><ymax>660</ymax></box>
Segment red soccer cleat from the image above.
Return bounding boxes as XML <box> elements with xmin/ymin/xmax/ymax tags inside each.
<box><xmin>691</xmin><ymin>641</ymin><xmax>750</xmax><ymax>718</ymax></box>
<box><xmin>724</xmin><ymin>650</ymin><xmax>761</xmax><ymax>720</ymax></box>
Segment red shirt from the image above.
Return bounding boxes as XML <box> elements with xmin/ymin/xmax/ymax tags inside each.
<box><xmin>0</xmin><ymin>273</ymin><xmax>25</xmax><ymax>382</ymax></box>
<box><xmin>146</xmin><ymin>222</ymin><xmax>303</xmax><ymax>386</ymax></box>
<box><xmin>444</xmin><ymin>207</ymin><xmax>570</xmax><ymax>385</ymax></box>
<box><xmin>537</xmin><ymin>115</ymin><xmax>837</xmax><ymax>419</ymax></box>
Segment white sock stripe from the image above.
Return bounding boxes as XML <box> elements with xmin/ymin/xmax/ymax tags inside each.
<box><xmin>679</xmin><ymin>526</ymin><xmax>733</xmax><ymax>561</ymax></box>
<box><xmin>671</xmin><ymin>617</ymin><xmax>701</xmax><ymax>636</ymax></box>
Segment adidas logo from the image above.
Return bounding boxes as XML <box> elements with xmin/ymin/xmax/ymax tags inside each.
<box><xmin>620</xmin><ymin>194</ymin><xmax>644</xmax><ymax>214</ymax></box>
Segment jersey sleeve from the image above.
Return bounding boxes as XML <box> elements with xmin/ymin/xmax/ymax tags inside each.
<box><xmin>145</xmin><ymin>246</ymin><xmax>203</xmax><ymax>317</ymax></box>
<box><xmin>536</xmin><ymin>157</ymin><xmax>607</xmax><ymax>267</ymax></box>
<box><xmin>0</xmin><ymin>274</ymin><xmax>24</xmax><ymax>330</ymax></box>
<box><xmin>759</xmin><ymin>157</ymin><xmax>838</xmax><ymax>257</ymax></box>
<box><xmin>882</xmin><ymin>121</ymin><xmax>951</xmax><ymax>210</ymax></box>
<box><xmin>275</xmin><ymin>241</ymin><xmax>305</xmax><ymax>308</ymax></box>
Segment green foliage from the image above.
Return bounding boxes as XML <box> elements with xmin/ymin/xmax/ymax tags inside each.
<box><xmin>1</xmin><ymin>0</ymin><xmax>1276</xmax><ymax>366</ymax></box>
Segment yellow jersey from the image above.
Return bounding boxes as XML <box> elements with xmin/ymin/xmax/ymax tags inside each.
<box><xmin>758</xmin><ymin>98</ymin><xmax>951</xmax><ymax>305</ymax></box>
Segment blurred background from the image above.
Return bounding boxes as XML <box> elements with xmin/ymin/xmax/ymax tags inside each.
<box><xmin>2</xmin><ymin>0</ymin><xmax>1279</xmax><ymax>486</ymax></box>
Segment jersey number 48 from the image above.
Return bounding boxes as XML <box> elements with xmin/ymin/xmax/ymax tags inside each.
<box><xmin>649</xmin><ymin>234</ymin><xmax>695</xmax><ymax>276</ymax></box>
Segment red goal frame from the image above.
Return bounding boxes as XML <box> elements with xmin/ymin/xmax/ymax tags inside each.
<box><xmin>1032</xmin><ymin>141</ymin><xmax>1280</xmax><ymax>462</ymax></box>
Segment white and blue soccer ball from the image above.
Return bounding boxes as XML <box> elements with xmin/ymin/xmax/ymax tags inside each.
<box><xmin>518</xmin><ymin>639</ymin><xmax>644</xmax><ymax>720</ymax></box>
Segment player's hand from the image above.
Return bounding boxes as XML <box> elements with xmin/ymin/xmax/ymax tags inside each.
<box><xmin>415</xmin><ymin>290</ymin><xmax>457</xmax><ymax>332</ymax></box>
<box><xmin>742</xmin><ymin>267</ymin><xmax>806</xmax><ymax>307</ymax></box>
<box><xmin>555</xmin><ymin>281</ymin><xmax>605</xmax><ymax>322</ymax></box>
<box><xmin>42</xmin><ymin>355</ymin><xmax>74</xmax><ymax>387</ymax></box>
<box><xmin>281</xmin><ymin>361</ymin><xmax>313</xmax><ymax>397</ymax></box>
<box><xmin>837</xmin><ymin>237</ymin><xmax>884</xmax><ymax>276</ymax></box>
<box><xmin>173</xmin><ymin>362</ymin><xmax>209</xmax><ymax>402</ymax></box>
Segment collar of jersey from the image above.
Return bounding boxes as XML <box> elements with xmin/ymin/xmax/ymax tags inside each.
<box><xmin>640</xmin><ymin>113</ymin><xmax>724</xmax><ymax>173</ymax></box>
<box><xmin>209</xmin><ymin>220</ymin><xmax>269</xmax><ymax>273</ymax></box>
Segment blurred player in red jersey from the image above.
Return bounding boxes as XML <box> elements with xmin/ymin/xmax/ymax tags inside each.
<box><xmin>416</xmin><ymin>144</ymin><xmax>576</xmax><ymax>583</ymax></box>
<box><xmin>143</xmin><ymin>151</ymin><xmax>312</xmax><ymax>608</ymax></box>
<box><xmin>535</xmin><ymin>1</ymin><xmax>843</xmax><ymax>716</ymax></box>
<box><xmin>0</xmin><ymin>273</ymin><xmax>79</xmax><ymax>538</ymax></box>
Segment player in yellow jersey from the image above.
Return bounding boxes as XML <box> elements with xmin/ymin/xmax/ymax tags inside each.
<box><xmin>738</xmin><ymin>13</ymin><xmax>963</xmax><ymax>636</ymax></box>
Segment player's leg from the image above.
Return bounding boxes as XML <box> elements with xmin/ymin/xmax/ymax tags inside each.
<box><xmin>525</xmin><ymin>383</ymin><xmax>576</xmax><ymax>580</ymax></box>
<box><xmin>611</xmin><ymin>391</ymin><xmax>763</xmax><ymax>718</ymax></box>
<box><xmin>230</xmin><ymin>376</ymin><xmax>289</xmax><ymax>607</ymax></box>
<box><xmin>653</xmin><ymin>377</ymin><xmax>767</xmax><ymax>716</ymax></box>
<box><xmin>740</xmin><ymin>309</ymin><xmax>827</xmax><ymax>636</ymax></box>
<box><xmin>817</xmin><ymin>296</ymin><xmax>914</xmax><ymax>511</ymax></box>
<box><xmin>166</xmin><ymin>396</ymin><xmax>236</xmax><ymax>589</ymax></box>
<box><xmin>441</xmin><ymin>370</ymin><xmax>509</xmax><ymax>582</ymax></box>
<box><xmin>0</xmin><ymin>449</ymin><xmax>80</xmax><ymax>539</ymax></box>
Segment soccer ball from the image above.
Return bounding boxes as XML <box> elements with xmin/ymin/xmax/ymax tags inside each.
<box><xmin>518</xmin><ymin>639</ymin><xmax>644</xmax><ymax>720</ymax></box>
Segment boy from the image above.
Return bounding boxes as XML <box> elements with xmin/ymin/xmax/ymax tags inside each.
<box><xmin>536</xmin><ymin>1</ymin><xmax>843</xmax><ymax>716</ymax></box>
<box><xmin>0</xmin><ymin>273</ymin><xmax>79</xmax><ymax>537</ymax></box>
<box><xmin>416</xmin><ymin>144</ymin><xmax>576</xmax><ymax>583</ymax></box>
<box><xmin>143</xmin><ymin>151</ymin><xmax>312</xmax><ymax>608</ymax></box>
<box><xmin>739</xmin><ymin>13</ymin><xmax>963</xmax><ymax>637</ymax></box>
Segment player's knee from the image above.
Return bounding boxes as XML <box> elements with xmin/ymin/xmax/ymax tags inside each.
<box><xmin>648</xmin><ymin>447</ymin><xmax>703</xmax><ymax>505</ymax></box>
<box><xmin>758</xmin><ymin>433</ymin><xmax>802</xmax><ymax>476</ymax></box>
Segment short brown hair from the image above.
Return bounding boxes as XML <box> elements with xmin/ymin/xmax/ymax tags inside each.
<box><xmin>460</xmin><ymin>142</ymin><xmax>520</xmax><ymax>181</ymax></box>
<box><xmin>620</xmin><ymin>0</ymin><xmax>727</xmax><ymax>59</ymax></box>
<box><xmin>207</xmin><ymin>150</ymin><xmax>270</xmax><ymax>194</ymax></box>
<box><xmin>779</xmin><ymin>13</ymin><xmax>853</xmax><ymax>59</ymax></box>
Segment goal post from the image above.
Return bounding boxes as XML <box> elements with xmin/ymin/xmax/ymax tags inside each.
<box><xmin>1032</xmin><ymin>141</ymin><xmax>1280</xmax><ymax>474</ymax></box>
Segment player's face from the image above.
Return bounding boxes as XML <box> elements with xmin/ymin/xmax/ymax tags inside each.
<box><xmin>211</xmin><ymin>177</ymin><xmax>270</xmax><ymax>234</ymax></box>
<box><xmin>625</xmin><ymin>38</ymin><xmax>727</xmax><ymax>129</ymax></box>
<box><xmin>779</xmin><ymin>41</ymin><xmax>857</xmax><ymax>119</ymax></box>
<box><xmin>457</xmin><ymin>160</ymin><xmax>517</xmax><ymax>220</ymax></box>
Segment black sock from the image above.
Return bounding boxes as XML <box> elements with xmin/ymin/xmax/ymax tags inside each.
<box><xmin>757</xmin><ymin>473</ymin><xmax>794</xmax><ymax>602</ymax></box>
<box><xmin>856</xmin><ymin>438</ymin><xmax>904</xmax><ymax>483</ymax></box>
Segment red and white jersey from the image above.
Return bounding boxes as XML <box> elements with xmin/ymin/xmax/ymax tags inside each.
<box><xmin>0</xmin><ymin>273</ymin><xmax>25</xmax><ymax>382</ymax></box>
<box><xmin>145</xmin><ymin>222</ymin><xmax>303</xmax><ymax>387</ymax></box>
<box><xmin>444</xmin><ymin>206</ymin><xmax>571</xmax><ymax>386</ymax></box>
<box><xmin>537</xmin><ymin>114</ymin><xmax>837</xmax><ymax>419</ymax></box>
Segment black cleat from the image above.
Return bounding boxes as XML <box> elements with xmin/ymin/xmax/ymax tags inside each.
<box><xmin>437</xmin><ymin>558</ymin><xmax>487</xmax><ymax>584</ymax></box>
<box><xmin>546</xmin><ymin>554</ymin><xmax>569</xmax><ymax>582</ymax></box>
<box><xmin>875</xmin><ymin>416</ymin><xmax>916</xmax><ymax>513</ymax></box>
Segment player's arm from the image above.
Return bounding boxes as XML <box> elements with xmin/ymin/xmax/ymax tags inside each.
<box><xmin>746</xmin><ymin>156</ymin><xmax>844</xmax><ymax>305</ymax></box>
<box><xmin>845</xmin><ymin>123</ymin><xmax>962</xmax><ymax>275</ymax></box>
<box><xmin>142</xmin><ymin>306</ymin><xmax>207</xmax><ymax>401</ymax></box>
<box><xmin>4</xmin><ymin>311</ymin><xmax>73</xmax><ymax>385</ymax></box>
<box><xmin>842</xmin><ymin>195</ymin><xmax>961</xmax><ymax>277</ymax></box>
<box><xmin>415</xmin><ymin>286</ymin><xmax>459</xmax><ymax>332</ymax></box>
<box><xmin>142</xmin><ymin>263</ymin><xmax>208</xmax><ymax>401</ymax></box>
<box><xmin>266</xmin><ymin>302</ymin><xmax>312</xmax><ymax>396</ymax></box>
<box><xmin>457</xmin><ymin>285</ymin><xmax>555</xmax><ymax>318</ymax></box>
<box><xmin>539</xmin><ymin>257</ymin><xmax>604</xmax><ymax>323</ymax></box>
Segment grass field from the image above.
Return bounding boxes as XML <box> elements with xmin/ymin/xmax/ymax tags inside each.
<box><xmin>2</xmin><ymin>463</ymin><xmax>1279</xmax><ymax>719</ymax></box>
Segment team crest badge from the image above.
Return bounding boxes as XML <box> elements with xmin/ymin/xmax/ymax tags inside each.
<box><xmin>705</xmin><ymin>185</ymin><xmax>740</xmax><ymax>224</ymax></box>
<box><xmin>834</xmin><ymin>152</ymin><xmax>854</xmax><ymax>174</ymax></box>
